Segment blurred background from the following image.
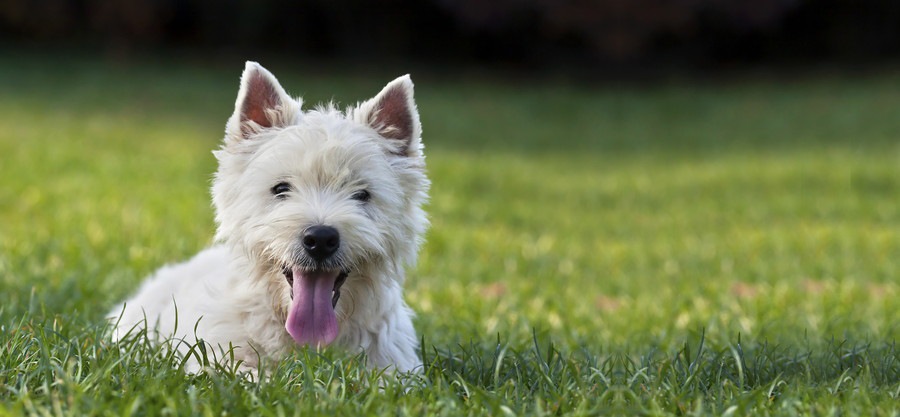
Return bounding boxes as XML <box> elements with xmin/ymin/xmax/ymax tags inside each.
<box><xmin>2</xmin><ymin>0</ymin><xmax>900</xmax><ymax>75</ymax></box>
<box><xmin>0</xmin><ymin>0</ymin><xmax>898</xmax><ymax>352</ymax></box>
<box><xmin>1</xmin><ymin>3</ymin><xmax>899</xmax><ymax>413</ymax></box>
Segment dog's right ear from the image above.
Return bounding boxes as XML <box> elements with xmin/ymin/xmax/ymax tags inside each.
<box><xmin>353</xmin><ymin>75</ymin><xmax>422</xmax><ymax>158</ymax></box>
<box><xmin>225</xmin><ymin>62</ymin><xmax>300</xmax><ymax>144</ymax></box>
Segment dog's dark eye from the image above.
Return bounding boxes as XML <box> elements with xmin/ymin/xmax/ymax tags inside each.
<box><xmin>271</xmin><ymin>182</ymin><xmax>291</xmax><ymax>197</ymax></box>
<box><xmin>351</xmin><ymin>190</ymin><xmax>371</xmax><ymax>202</ymax></box>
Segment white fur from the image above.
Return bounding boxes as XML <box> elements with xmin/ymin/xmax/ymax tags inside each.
<box><xmin>109</xmin><ymin>62</ymin><xmax>428</xmax><ymax>374</ymax></box>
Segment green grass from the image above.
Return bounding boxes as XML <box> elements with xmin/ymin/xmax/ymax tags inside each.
<box><xmin>1</xmin><ymin>52</ymin><xmax>898</xmax><ymax>416</ymax></box>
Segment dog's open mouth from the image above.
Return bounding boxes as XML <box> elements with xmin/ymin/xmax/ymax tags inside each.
<box><xmin>282</xmin><ymin>266</ymin><xmax>348</xmax><ymax>307</ymax></box>
<box><xmin>280</xmin><ymin>265</ymin><xmax>348</xmax><ymax>347</ymax></box>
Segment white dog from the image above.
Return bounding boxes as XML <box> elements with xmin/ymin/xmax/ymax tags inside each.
<box><xmin>109</xmin><ymin>62</ymin><xmax>429</xmax><ymax>374</ymax></box>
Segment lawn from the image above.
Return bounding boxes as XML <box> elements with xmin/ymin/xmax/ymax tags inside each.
<box><xmin>0</xmin><ymin>52</ymin><xmax>898</xmax><ymax>416</ymax></box>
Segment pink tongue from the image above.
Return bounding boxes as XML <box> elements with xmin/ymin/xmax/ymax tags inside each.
<box><xmin>284</xmin><ymin>267</ymin><xmax>340</xmax><ymax>347</ymax></box>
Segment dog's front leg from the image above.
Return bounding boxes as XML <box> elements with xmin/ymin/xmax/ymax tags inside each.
<box><xmin>364</xmin><ymin>302</ymin><xmax>422</xmax><ymax>373</ymax></box>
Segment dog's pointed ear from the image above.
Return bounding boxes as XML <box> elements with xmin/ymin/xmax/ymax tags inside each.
<box><xmin>226</xmin><ymin>62</ymin><xmax>300</xmax><ymax>143</ymax></box>
<box><xmin>356</xmin><ymin>75</ymin><xmax>422</xmax><ymax>157</ymax></box>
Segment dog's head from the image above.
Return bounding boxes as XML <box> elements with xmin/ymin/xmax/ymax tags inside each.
<box><xmin>211</xmin><ymin>62</ymin><xmax>429</xmax><ymax>348</ymax></box>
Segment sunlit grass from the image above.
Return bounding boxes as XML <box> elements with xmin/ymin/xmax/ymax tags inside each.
<box><xmin>0</xmin><ymin>53</ymin><xmax>898</xmax><ymax>415</ymax></box>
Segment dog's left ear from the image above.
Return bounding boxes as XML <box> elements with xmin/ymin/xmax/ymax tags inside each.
<box><xmin>356</xmin><ymin>75</ymin><xmax>422</xmax><ymax>157</ymax></box>
<box><xmin>225</xmin><ymin>61</ymin><xmax>300</xmax><ymax>145</ymax></box>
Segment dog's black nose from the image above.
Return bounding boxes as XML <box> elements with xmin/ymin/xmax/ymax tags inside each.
<box><xmin>302</xmin><ymin>225</ymin><xmax>340</xmax><ymax>261</ymax></box>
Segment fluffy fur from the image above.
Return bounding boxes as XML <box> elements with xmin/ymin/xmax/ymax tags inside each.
<box><xmin>109</xmin><ymin>62</ymin><xmax>429</xmax><ymax>374</ymax></box>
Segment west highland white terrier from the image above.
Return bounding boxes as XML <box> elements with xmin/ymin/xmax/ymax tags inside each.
<box><xmin>109</xmin><ymin>62</ymin><xmax>429</xmax><ymax>374</ymax></box>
